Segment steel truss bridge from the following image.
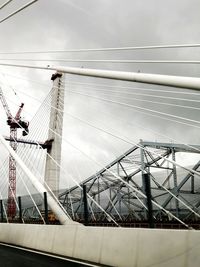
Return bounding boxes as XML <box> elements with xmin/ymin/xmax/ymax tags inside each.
<box><xmin>54</xmin><ymin>141</ymin><xmax>200</xmax><ymax>226</ymax></box>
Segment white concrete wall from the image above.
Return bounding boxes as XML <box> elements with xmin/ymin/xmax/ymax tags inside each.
<box><xmin>0</xmin><ymin>223</ymin><xmax>199</xmax><ymax>267</ymax></box>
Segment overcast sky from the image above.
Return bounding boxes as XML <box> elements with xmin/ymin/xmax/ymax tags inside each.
<box><xmin>0</xmin><ymin>0</ymin><xmax>200</xmax><ymax>192</ymax></box>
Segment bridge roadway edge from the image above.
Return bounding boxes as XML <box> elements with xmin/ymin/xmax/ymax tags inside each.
<box><xmin>0</xmin><ymin>223</ymin><xmax>199</xmax><ymax>267</ymax></box>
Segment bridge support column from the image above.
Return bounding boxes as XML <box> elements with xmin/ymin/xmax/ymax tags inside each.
<box><xmin>82</xmin><ymin>185</ymin><xmax>89</xmax><ymax>226</ymax></box>
<box><xmin>140</xmin><ymin>140</ymin><xmax>148</xmax><ymax>219</ymax></box>
<box><xmin>0</xmin><ymin>200</ymin><xmax>3</xmax><ymax>222</ymax></box>
<box><xmin>44</xmin><ymin>72</ymin><xmax>65</xmax><ymax>197</ymax></box>
<box><xmin>143</xmin><ymin>173</ymin><xmax>154</xmax><ymax>228</ymax></box>
<box><xmin>172</xmin><ymin>148</ymin><xmax>179</xmax><ymax>217</ymax></box>
<box><xmin>44</xmin><ymin>192</ymin><xmax>49</xmax><ymax>224</ymax></box>
<box><xmin>18</xmin><ymin>196</ymin><xmax>22</xmax><ymax>223</ymax></box>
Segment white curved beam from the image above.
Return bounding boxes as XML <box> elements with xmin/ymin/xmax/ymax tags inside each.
<box><xmin>0</xmin><ymin>62</ymin><xmax>200</xmax><ymax>90</ymax></box>
<box><xmin>0</xmin><ymin>133</ymin><xmax>77</xmax><ymax>225</ymax></box>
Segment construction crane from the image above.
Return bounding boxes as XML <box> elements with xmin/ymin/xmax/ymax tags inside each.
<box><xmin>0</xmin><ymin>87</ymin><xmax>29</xmax><ymax>219</ymax></box>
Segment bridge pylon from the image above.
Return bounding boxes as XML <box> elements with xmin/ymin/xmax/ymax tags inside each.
<box><xmin>44</xmin><ymin>72</ymin><xmax>64</xmax><ymax>196</ymax></box>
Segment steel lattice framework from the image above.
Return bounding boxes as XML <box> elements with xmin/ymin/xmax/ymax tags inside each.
<box><xmin>0</xmin><ymin>88</ymin><xmax>29</xmax><ymax>218</ymax></box>
<box><xmin>58</xmin><ymin>141</ymin><xmax>200</xmax><ymax>224</ymax></box>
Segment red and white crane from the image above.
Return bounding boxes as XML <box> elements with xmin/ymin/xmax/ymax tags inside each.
<box><xmin>0</xmin><ymin>87</ymin><xmax>29</xmax><ymax>218</ymax></box>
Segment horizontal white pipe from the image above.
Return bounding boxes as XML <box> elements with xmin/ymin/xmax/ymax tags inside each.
<box><xmin>0</xmin><ymin>62</ymin><xmax>200</xmax><ymax>90</ymax></box>
<box><xmin>0</xmin><ymin>133</ymin><xmax>75</xmax><ymax>225</ymax></box>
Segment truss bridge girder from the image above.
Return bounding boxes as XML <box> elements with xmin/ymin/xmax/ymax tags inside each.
<box><xmin>58</xmin><ymin>141</ymin><xmax>200</xmax><ymax>224</ymax></box>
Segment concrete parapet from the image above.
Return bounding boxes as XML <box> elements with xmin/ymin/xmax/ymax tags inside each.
<box><xmin>0</xmin><ymin>223</ymin><xmax>199</xmax><ymax>267</ymax></box>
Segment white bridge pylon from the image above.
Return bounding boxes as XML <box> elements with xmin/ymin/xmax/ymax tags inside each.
<box><xmin>44</xmin><ymin>72</ymin><xmax>64</xmax><ymax>197</ymax></box>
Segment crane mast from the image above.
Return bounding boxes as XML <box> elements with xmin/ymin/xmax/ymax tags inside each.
<box><xmin>0</xmin><ymin>87</ymin><xmax>29</xmax><ymax>219</ymax></box>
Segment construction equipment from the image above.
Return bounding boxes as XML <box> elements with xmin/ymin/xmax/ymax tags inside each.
<box><xmin>0</xmin><ymin>87</ymin><xmax>29</xmax><ymax>218</ymax></box>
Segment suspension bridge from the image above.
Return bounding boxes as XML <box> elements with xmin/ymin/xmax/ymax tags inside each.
<box><xmin>0</xmin><ymin>1</ymin><xmax>200</xmax><ymax>266</ymax></box>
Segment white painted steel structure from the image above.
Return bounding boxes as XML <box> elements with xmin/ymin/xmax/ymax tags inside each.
<box><xmin>0</xmin><ymin>63</ymin><xmax>200</xmax><ymax>90</ymax></box>
<box><xmin>0</xmin><ymin>133</ymin><xmax>75</xmax><ymax>225</ymax></box>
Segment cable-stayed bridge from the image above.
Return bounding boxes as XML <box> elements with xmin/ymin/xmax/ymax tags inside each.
<box><xmin>0</xmin><ymin>61</ymin><xmax>200</xmax><ymax>266</ymax></box>
<box><xmin>0</xmin><ymin>2</ymin><xmax>200</xmax><ymax>264</ymax></box>
<box><xmin>1</xmin><ymin>1</ymin><xmax>200</xmax><ymax>265</ymax></box>
<box><xmin>1</xmin><ymin>68</ymin><xmax>200</xmax><ymax>226</ymax></box>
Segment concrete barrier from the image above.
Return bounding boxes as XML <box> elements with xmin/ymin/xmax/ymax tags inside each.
<box><xmin>0</xmin><ymin>223</ymin><xmax>199</xmax><ymax>267</ymax></box>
